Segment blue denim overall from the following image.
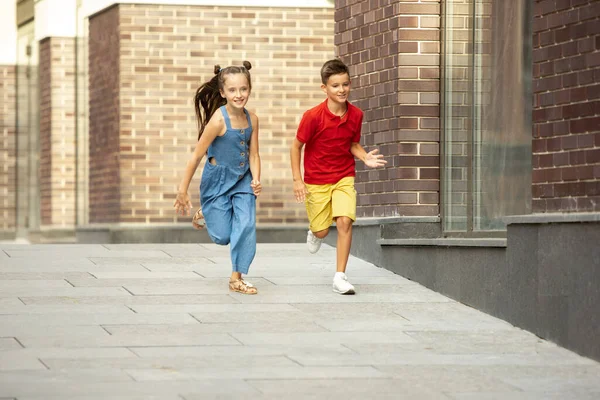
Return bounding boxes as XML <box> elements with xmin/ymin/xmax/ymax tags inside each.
<box><xmin>200</xmin><ymin>105</ymin><xmax>256</xmax><ymax>274</ymax></box>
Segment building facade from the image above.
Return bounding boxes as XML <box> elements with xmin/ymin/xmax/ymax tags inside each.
<box><xmin>1</xmin><ymin>0</ymin><xmax>335</xmax><ymax>242</ymax></box>
<box><xmin>331</xmin><ymin>0</ymin><xmax>599</xmax><ymax>361</ymax></box>
<box><xmin>0</xmin><ymin>0</ymin><xmax>598</xmax><ymax>359</ymax></box>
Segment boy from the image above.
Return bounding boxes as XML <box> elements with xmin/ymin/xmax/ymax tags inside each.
<box><xmin>290</xmin><ymin>59</ymin><xmax>387</xmax><ymax>294</ymax></box>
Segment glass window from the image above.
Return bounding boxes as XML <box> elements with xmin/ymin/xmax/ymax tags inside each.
<box><xmin>442</xmin><ymin>0</ymin><xmax>532</xmax><ymax>234</ymax></box>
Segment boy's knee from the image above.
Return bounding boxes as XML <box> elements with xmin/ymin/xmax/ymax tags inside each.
<box><xmin>313</xmin><ymin>228</ymin><xmax>329</xmax><ymax>239</ymax></box>
<box><xmin>335</xmin><ymin>216</ymin><xmax>353</xmax><ymax>233</ymax></box>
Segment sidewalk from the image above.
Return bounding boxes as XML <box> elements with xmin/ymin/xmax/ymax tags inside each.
<box><xmin>0</xmin><ymin>243</ymin><xmax>599</xmax><ymax>399</ymax></box>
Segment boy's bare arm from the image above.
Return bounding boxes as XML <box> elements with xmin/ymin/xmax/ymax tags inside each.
<box><xmin>351</xmin><ymin>142</ymin><xmax>387</xmax><ymax>169</ymax></box>
<box><xmin>290</xmin><ymin>138</ymin><xmax>308</xmax><ymax>202</ymax></box>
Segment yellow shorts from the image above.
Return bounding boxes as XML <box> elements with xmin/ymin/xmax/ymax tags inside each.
<box><xmin>305</xmin><ymin>176</ymin><xmax>357</xmax><ymax>232</ymax></box>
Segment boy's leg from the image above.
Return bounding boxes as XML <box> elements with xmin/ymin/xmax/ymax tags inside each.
<box><xmin>331</xmin><ymin>177</ymin><xmax>356</xmax><ymax>294</ymax></box>
<box><xmin>304</xmin><ymin>182</ymin><xmax>334</xmax><ymax>253</ymax></box>
<box><xmin>334</xmin><ymin>216</ymin><xmax>353</xmax><ymax>273</ymax></box>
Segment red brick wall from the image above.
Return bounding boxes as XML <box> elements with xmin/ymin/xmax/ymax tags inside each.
<box><xmin>532</xmin><ymin>0</ymin><xmax>600</xmax><ymax>212</ymax></box>
<box><xmin>88</xmin><ymin>4</ymin><xmax>334</xmax><ymax>225</ymax></box>
<box><xmin>336</xmin><ymin>0</ymin><xmax>440</xmax><ymax>217</ymax></box>
<box><xmin>0</xmin><ymin>65</ymin><xmax>16</xmax><ymax>232</ymax></box>
<box><xmin>89</xmin><ymin>5</ymin><xmax>121</xmax><ymax>223</ymax></box>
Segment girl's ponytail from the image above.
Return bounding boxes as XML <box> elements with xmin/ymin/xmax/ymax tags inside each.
<box><xmin>193</xmin><ymin>62</ymin><xmax>253</xmax><ymax>140</ymax></box>
<box><xmin>194</xmin><ymin>65</ymin><xmax>226</xmax><ymax>140</ymax></box>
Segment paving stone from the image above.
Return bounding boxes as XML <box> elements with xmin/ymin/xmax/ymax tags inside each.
<box><xmin>246</xmin><ymin>378</ymin><xmax>450</xmax><ymax>399</ymax></box>
<box><xmin>0</xmin><ymin>313</ymin><xmax>198</xmax><ymax>326</ymax></box>
<box><xmin>0</xmin><ymin>325</ymin><xmax>107</xmax><ymax>337</ymax></box>
<box><xmin>0</xmin><ymin>287</ymin><xmax>131</xmax><ymax>297</ymax></box>
<box><xmin>2</xmin><ymin>380</ymin><xmax>259</xmax><ymax>398</ymax></box>
<box><xmin>83</xmin><ymin>271</ymin><xmax>202</xmax><ymax>279</ymax></box>
<box><xmin>41</xmin><ymin>354</ymin><xmax>297</xmax><ymax>370</ymax></box>
<box><xmin>125</xmin><ymin>365</ymin><xmax>386</xmax><ymax>381</ymax></box>
<box><xmin>0</xmin><ymin>338</ymin><xmax>22</xmax><ymax>350</ymax></box>
<box><xmin>0</xmin><ymin>272</ymin><xmax>93</xmax><ymax>280</ymax></box>
<box><xmin>0</xmin><ymin>305</ymin><xmax>132</xmax><ymax>315</ymax></box>
<box><xmin>229</xmin><ymin>331</ymin><xmax>418</xmax><ymax>346</ymax></box>
<box><xmin>103</xmin><ymin>321</ymin><xmax>327</xmax><ymax>335</ymax></box>
<box><xmin>130</xmin><ymin>303</ymin><xmax>298</xmax><ymax>313</ymax></box>
<box><xmin>0</xmin><ymin>243</ymin><xmax>598</xmax><ymax>399</ymax></box>
<box><xmin>129</xmin><ymin>344</ymin><xmax>353</xmax><ymax>358</ymax></box>
<box><xmin>19</xmin><ymin>294</ymin><xmax>238</xmax><ymax>305</ymax></box>
<box><xmin>17</xmin><ymin>333</ymin><xmax>240</xmax><ymax>348</ymax></box>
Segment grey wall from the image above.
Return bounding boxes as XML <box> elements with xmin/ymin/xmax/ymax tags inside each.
<box><xmin>326</xmin><ymin>220</ymin><xmax>600</xmax><ymax>362</ymax></box>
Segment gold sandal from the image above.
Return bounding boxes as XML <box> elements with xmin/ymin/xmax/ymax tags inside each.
<box><xmin>229</xmin><ymin>279</ymin><xmax>258</xmax><ymax>295</ymax></box>
<box><xmin>192</xmin><ymin>208</ymin><xmax>205</xmax><ymax>230</ymax></box>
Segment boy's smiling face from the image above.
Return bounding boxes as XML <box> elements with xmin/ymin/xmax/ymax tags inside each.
<box><xmin>321</xmin><ymin>73</ymin><xmax>351</xmax><ymax>106</ymax></box>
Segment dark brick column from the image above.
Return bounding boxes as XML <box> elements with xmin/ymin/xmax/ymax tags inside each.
<box><xmin>532</xmin><ymin>0</ymin><xmax>600</xmax><ymax>212</ymax></box>
<box><xmin>89</xmin><ymin>5</ymin><xmax>121</xmax><ymax>223</ymax></box>
<box><xmin>335</xmin><ymin>0</ymin><xmax>441</xmax><ymax>218</ymax></box>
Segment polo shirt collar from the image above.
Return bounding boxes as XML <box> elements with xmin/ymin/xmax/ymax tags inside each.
<box><xmin>322</xmin><ymin>99</ymin><xmax>350</xmax><ymax>120</ymax></box>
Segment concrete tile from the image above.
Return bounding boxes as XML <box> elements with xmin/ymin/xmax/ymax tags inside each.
<box><xmin>0</xmin><ymin>325</ymin><xmax>108</xmax><ymax>337</ymax></box>
<box><xmin>20</xmin><ymin>294</ymin><xmax>238</xmax><ymax>305</ymax></box>
<box><xmin>41</xmin><ymin>354</ymin><xmax>297</xmax><ymax>370</ymax></box>
<box><xmin>104</xmin><ymin>321</ymin><xmax>327</xmax><ymax>335</ymax></box>
<box><xmin>0</xmin><ymin>280</ymin><xmax>72</xmax><ymax>289</ymax></box>
<box><xmin>130</xmin><ymin>303</ymin><xmax>298</xmax><ymax>313</ymax></box>
<box><xmin>125</xmin><ymin>365</ymin><xmax>386</xmax><ymax>381</ymax></box>
<box><xmin>1</xmin><ymin>380</ymin><xmax>259</xmax><ymax>398</ymax></box>
<box><xmin>0</xmin><ymin>272</ymin><xmax>93</xmax><ymax>280</ymax></box>
<box><xmin>448</xmin><ymin>392</ymin><xmax>600</xmax><ymax>400</ymax></box>
<box><xmin>0</xmin><ymin>287</ymin><xmax>131</xmax><ymax>297</ymax></box>
<box><xmin>0</xmin><ymin>338</ymin><xmax>22</xmax><ymax>351</ymax></box>
<box><xmin>247</xmin><ymin>378</ymin><xmax>450</xmax><ymax>399</ymax></box>
<box><xmin>232</xmin><ymin>292</ymin><xmax>452</xmax><ymax>304</ymax></box>
<box><xmin>130</xmin><ymin>344</ymin><xmax>353</xmax><ymax>358</ymax></box>
<box><xmin>374</xmin><ymin>365</ymin><xmax>519</xmax><ymax>392</ymax></box>
<box><xmin>17</xmin><ymin>332</ymin><xmax>239</xmax><ymax>348</ymax></box>
<box><xmin>0</xmin><ymin>313</ymin><xmax>198</xmax><ymax>326</ymax></box>
<box><xmin>230</xmin><ymin>331</ymin><xmax>417</xmax><ymax>346</ymax></box>
<box><xmin>86</xmin><ymin>271</ymin><xmax>202</xmax><ymax>279</ymax></box>
<box><xmin>0</xmin><ymin>352</ymin><xmax>48</xmax><ymax>371</ymax></box>
<box><xmin>0</xmin><ymin>305</ymin><xmax>132</xmax><ymax>315</ymax></box>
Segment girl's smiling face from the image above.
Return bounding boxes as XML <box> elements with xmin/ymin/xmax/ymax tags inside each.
<box><xmin>220</xmin><ymin>73</ymin><xmax>251</xmax><ymax>109</ymax></box>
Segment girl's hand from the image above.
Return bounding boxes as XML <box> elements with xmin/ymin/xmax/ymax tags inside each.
<box><xmin>174</xmin><ymin>192</ymin><xmax>192</xmax><ymax>216</ymax></box>
<box><xmin>293</xmin><ymin>179</ymin><xmax>308</xmax><ymax>203</ymax></box>
<box><xmin>364</xmin><ymin>149</ymin><xmax>387</xmax><ymax>169</ymax></box>
<box><xmin>251</xmin><ymin>180</ymin><xmax>262</xmax><ymax>196</ymax></box>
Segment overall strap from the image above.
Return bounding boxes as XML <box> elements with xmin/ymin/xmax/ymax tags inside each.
<box><xmin>244</xmin><ymin>108</ymin><xmax>252</xmax><ymax>131</ymax></box>
<box><xmin>220</xmin><ymin>105</ymin><xmax>232</xmax><ymax>130</ymax></box>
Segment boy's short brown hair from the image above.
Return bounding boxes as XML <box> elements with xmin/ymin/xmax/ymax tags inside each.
<box><xmin>320</xmin><ymin>59</ymin><xmax>350</xmax><ymax>84</ymax></box>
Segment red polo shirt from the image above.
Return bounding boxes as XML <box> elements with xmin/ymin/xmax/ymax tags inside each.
<box><xmin>296</xmin><ymin>99</ymin><xmax>363</xmax><ymax>185</ymax></box>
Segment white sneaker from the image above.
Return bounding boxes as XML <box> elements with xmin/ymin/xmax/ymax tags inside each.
<box><xmin>306</xmin><ymin>230</ymin><xmax>323</xmax><ymax>254</ymax></box>
<box><xmin>333</xmin><ymin>272</ymin><xmax>355</xmax><ymax>295</ymax></box>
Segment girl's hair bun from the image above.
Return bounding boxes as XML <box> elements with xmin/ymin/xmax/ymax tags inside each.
<box><xmin>214</xmin><ymin>65</ymin><xmax>221</xmax><ymax>74</ymax></box>
<box><xmin>242</xmin><ymin>61</ymin><xmax>252</xmax><ymax>71</ymax></box>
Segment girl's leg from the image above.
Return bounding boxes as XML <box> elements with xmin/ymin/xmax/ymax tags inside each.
<box><xmin>229</xmin><ymin>193</ymin><xmax>257</xmax><ymax>276</ymax></box>
<box><xmin>202</xmin><ymin>196</ymin><xmax>232</xmax><ymax>246</ymax></box>
<box><xmin>228</xmin><ymin>193</ymin><xmax>258</xmax><ymax>295</ymax></box>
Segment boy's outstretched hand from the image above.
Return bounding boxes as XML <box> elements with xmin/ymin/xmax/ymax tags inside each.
<box><xmin>293</xmin><ymin>179</ymin><xmax>309</xmax><ymax>203</ymax></box>
<box><xmin>174</xmin><ymin>192</ymin><xmax>192</xmax><ymax>216</ymax></box>
<box><xmin>364</xmin><ymin>149</ymin><xmax>387</xmax><ymax>169</ymax></box>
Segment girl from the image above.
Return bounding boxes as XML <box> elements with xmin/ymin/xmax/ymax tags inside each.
<box><xmin>174</xmin><ymin>61</ymin><xmax>261</xmax><ymax>295</ymax></box>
